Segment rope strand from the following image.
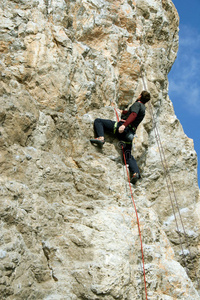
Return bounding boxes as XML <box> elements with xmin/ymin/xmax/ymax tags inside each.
<box><xmin>114</xmin><ymin>108</ymin><xmax>148</xmax><ymax>300</ymax></box>
<box><xmin>136</xmin><ymin>2</ymin><xmax>199</xmax><ymax>284</ymax></box>
<box><xmin>141</xmin><ymin>70</ymin><xmax>200</xmax><ymax>287</ymax></box>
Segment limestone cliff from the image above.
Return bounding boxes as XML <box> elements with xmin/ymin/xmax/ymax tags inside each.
<box><xmin>0</xmin><ymin>0</ymin><xmax>200</xmax><ymax>299</ymax></box>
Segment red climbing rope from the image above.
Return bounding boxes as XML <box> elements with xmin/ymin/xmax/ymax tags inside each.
<box><xmin>114</xmin><ymin>108</ymin><xmax>148</xmax><ymax>300</ymax></box>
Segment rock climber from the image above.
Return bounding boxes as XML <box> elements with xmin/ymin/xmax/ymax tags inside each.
<box><xmin>90</xmin><ymin>91</ymin><xmax>151</xmax><ymax>184</ymax></box>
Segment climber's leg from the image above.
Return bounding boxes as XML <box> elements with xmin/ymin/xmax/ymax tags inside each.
<box><xmin>94</xmin><ymin>118</ymin><xmax>115</xmax><ymax>137</ymax></box>
<box><xmin>90</xmin><ymin>118</ymin><xmax>115</xmax><ymax>147</ymax></box>
<box><xmin>122</xmin><ymin>143</ymin><xmax>140</xmax><ymax>183</ymax></box>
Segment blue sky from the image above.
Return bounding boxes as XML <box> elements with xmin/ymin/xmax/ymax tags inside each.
<box><xmin>168</xmin><ymin>0</ymin><xmax>200</xmax><ymax>186</ymax></box>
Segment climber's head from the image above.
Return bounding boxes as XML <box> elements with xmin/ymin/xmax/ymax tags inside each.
<box><xmin>138</xmin><ymin>91</ymin><xmax>151</xmax><ymax>104</ymax></box>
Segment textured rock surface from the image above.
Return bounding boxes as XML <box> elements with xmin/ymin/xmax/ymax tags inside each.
<box><xmin>0</xmin><ymin>0</ymin><xmax>200</xmax><ymax>299</ymax></box>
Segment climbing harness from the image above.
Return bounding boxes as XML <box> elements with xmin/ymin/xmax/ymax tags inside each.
<box><xmin>114</xmin><ymin>107</ymin><xmax>148</xmax><ymax>300</ymax></box>
<box><xmin>113</xmin><ymin>121</ymin><xmax>135</xmax><ymax>144</ymax></box>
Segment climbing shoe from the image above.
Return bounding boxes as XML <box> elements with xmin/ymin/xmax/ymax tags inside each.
<box><xmin>90</xmin><ymin>138</ymin><xmax>105</xmax><ymax>148</ymax></box>
<box><xmin>130</xmin><ymin>173</ymin><xmax>140</xmax><ymax>184</ymax></box>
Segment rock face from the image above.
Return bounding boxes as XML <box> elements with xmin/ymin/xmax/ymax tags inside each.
<box><xmin>0</xmin><ymin>0</ymin><xmax>200</xmax><ymax>299</ymax></box>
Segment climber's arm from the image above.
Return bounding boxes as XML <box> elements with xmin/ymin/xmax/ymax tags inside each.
<box><xmin>118</xmin><ymin>112</ymin><xmax>137</xmax><ymax>133</ymax></box>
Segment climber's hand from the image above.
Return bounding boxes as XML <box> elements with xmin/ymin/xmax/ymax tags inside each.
<box><xmin>117</xmin><ymin>109</ymin><xmax>123</xmax><ymax>114</ymax></box>
<box><xmin>118</xmin><ymin>125</ymin><xmax>125</xmax><ymax>133</ymax></box>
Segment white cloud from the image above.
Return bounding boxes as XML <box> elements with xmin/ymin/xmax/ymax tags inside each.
<box><xmin>179</xmin><ymin>25</ymin><xmax>200</xmax><ymax>49</ymax></box>
<box><xmin>168</xmin><ymin>24</ymin><xmax>200</xmax><ymax>114</ymax></box>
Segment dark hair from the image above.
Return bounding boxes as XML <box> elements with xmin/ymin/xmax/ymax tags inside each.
<box><xmin>140</xmin><ymin>91</ymin><xmax>151</xmax><ymax>104</ymax></box>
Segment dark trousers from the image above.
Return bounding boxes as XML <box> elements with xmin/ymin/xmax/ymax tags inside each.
<box><xmin>94</xmin><ymin>118</ymin><xmax>140</xmax><ymax>175</ymax></box>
